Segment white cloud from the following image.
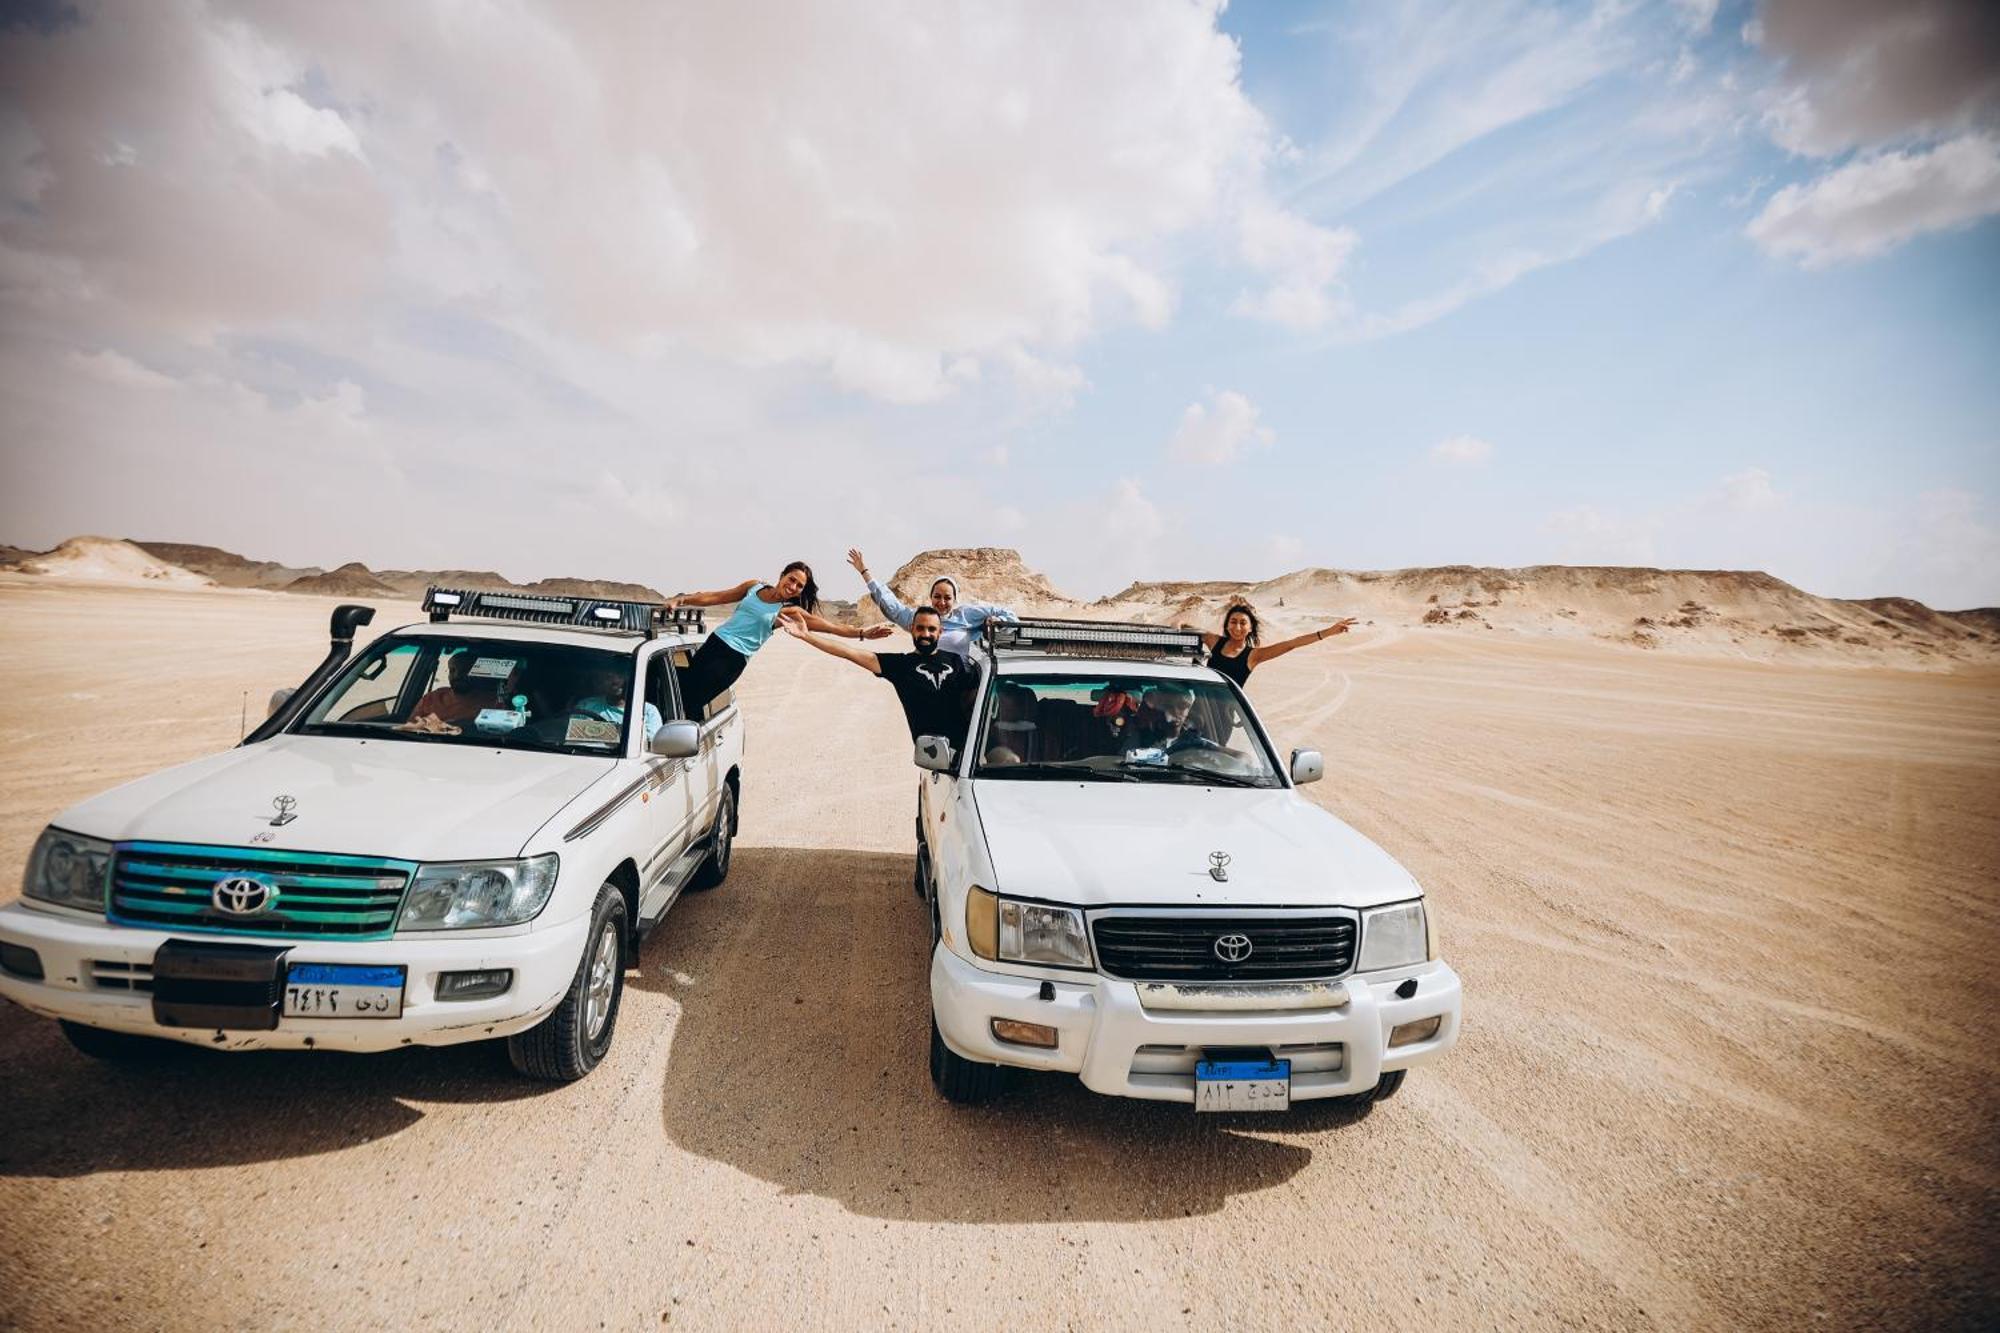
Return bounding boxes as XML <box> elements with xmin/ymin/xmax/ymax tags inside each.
<box><xmin>1717</xmin><ymin>467</ymin><xmax>1783</xmax><ymax>512</ymax></box>
<box><xmin>68</xmin><ymin>348</ymin><xmax>177</xmax><ymax>391</ymax></box>
<box><xmin>1542</xmin><ymin>505</ymin><xmax>1662</xmax><ymax>565</ymax></box>
<box><xmin>1168</xmin><ymin>389</ymin><xmax>1275</xmax><ymax>465</ymax></box>
<box><xmin>1752</xmin><ymin>0</ymin><xmax>2000</xmax><ymax>158</ymax></box>
<box><xmin>1429</xmin><ymin>434</ymin><xmax>1494</xmax><ymax>466</ymax></box>
<box><xmin>1747</xmin><ymin>134</ymin><xmax>2000</xmax><ymax>266</ymax></box>
<box><xmin>1672</xmin><ymin>0</ymin><xmax>1720</xmax><ymax>38</ymax></box>
<box><xmin>0</xmin><ymin>3</ymin><xmax>1336</xmax><ymax>403</ymax></box>
<box><xmin>1895</xmin><ymin>489</ymin><xmax>2000</xmax><ymax>609</ymax></box>
<box><xmin>1230</xmin><ymin>201</ymin><xmax>1357</xmax><ymax>329</ymax></box>
<box><xmin>986</xmin><ymin>446</ymin><xmax>1009</xmax><ymax>468</ymax></box>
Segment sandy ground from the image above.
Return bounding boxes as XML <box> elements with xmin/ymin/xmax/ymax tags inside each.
<box><xmin>0</xmin><ymin>579</ymin><xmax>1995</xmax><ymax>1330</ymax></box>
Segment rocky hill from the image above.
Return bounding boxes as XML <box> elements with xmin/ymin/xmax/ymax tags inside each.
<box><xmin>856</xmin><ymin>547</ymin><xmax>1078</xmax><ymax>625</ymax></box>
<box><xmin>1098</xmin><ymin>564</ymin><xmax>1999</xmax><ymax>667</ymax></box>
<box><xmin>8</xmin><ymin>536</ymin><xmax>1994</xmax><ymax>667</ymax></box>
<box><xmin>284</xmin><ymin>562</ymin><xmax>403</xmax><ymax>597</ymax></box>
<box><xmin>7</xmin><ymin>537</ymin><xmax>215</xmax><ymax>588</ymax></box>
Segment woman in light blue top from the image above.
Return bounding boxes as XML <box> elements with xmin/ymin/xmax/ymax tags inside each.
<box><xmin>670</xmin><ymin>561</ymin><xmax>889</xmax><ymax>716</ymax></box>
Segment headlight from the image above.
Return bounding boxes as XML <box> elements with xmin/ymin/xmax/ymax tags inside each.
<box><xmin>965</xmin><ymin>886</ymin><xmax>1091</xmax><ymax>969</ymax></box>
<box><xmin>1356</xmin><ymin>900</ymin><xmax>1429</xmax><ymax>972</ymax></box>
<box><xmin>23</xmin><ymin>828</ymin><xmax>112</xmax><ymax>913</ymax></box>
<box><xmin>398</xmin><ymin>855</ymin><xmax>558</xmax><ymax>930</ymax></box>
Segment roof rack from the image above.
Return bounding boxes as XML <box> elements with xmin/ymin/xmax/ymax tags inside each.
<box><xmin>422</xmin><ymin>586</ymin><xmax>705</xmax><ymax>639</ymax></box>
<box><xmin>982</xmin><ymin>616</ymin><xmax>1207</xmax><ymax>662</ymax></box>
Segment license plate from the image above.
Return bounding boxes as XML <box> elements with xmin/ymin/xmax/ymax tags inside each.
<box><xmin>1194</xmin><ymin>1058</ymin><xmax>1291</xmax><ymax>1112</ymax></box>
<box><xmin>283</xmin><ymin>964</ymin><xmax>405</xmax><ymax>1019</ymax></box>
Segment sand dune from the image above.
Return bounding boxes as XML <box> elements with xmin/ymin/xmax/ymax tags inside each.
<box><xmin>8</xmin><ymin>536</ymin><xmax>215</xmax><ymax>588</ymax></box>
<box><xmin>0</xmin><ymin>579</ymin><xmax>1991</xmax><ymax>1329</ymax></box>
<box><xmin>8</xmin><ymin>538</ymin><xmax>1996</xmax><ymax>669</ymax></box>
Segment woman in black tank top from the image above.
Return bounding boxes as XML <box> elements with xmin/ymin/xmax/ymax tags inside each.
<box><xmin>1182</xmin><ymin>602</ymin><xmax>1356</xmax><ymax>686</ymax></box>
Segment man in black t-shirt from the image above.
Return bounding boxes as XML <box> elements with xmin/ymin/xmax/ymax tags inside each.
<box><xmin>777</xmin><ymin>605</ymin><xmax>977</xmax><ymax>745</ymax></box>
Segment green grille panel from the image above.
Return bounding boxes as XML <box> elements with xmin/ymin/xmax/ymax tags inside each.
<box><xmin>109</xmin><ymin>842</ymin><xmax>416</xmax><ymax>940</ymax></box>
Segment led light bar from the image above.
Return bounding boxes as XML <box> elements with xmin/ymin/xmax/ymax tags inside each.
<box><xmin>423</xmin><ymin>586</ymin><xmax>705</xmax><ymax>638</ymax></box>
<box><xmin>983</xmin><ymin>616</ymin><xmax>1206</xmax><ymax>661</ymax></box>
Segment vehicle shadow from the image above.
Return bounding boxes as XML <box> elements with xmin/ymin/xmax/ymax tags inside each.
<box><xmin>641</xmin><ymin>846</ymin><xmax>1372</xmax><ymax>1224</ymax></box>
<box><xmin>0</xmin><ymin>1017</ymin><xmax>551</xmax><ymax>1177</ymax></box>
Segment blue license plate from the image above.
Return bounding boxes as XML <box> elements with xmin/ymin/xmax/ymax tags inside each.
<box><xmin>1194</xmin><ymin>1058</ymin><xmax>1291</xmax><ymax>1112</ymax></box>
<box><xmin>284</xmin><ymin>963</ymin><xmax>406</xmax><ymax>1018</ymax></box>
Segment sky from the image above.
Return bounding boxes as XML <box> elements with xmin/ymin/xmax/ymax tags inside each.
<box><xmin>1</xmin><ymin>0</ymin><xmax>1996</xmax><ymax>607</ymax></box>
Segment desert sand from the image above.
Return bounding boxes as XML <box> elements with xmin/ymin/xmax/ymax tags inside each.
<box><xmin>0</xmin><ymin>577</ymin><xmax>1995</xmax><ymax>1330</ymax></box>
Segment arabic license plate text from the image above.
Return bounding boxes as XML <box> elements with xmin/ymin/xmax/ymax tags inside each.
<box><xmin>1194</xmin><ymin>1058</ymin><xmax>1291</xmax><ymax>1112</ymax></box>
<box><xmin>284</xmin><ymin>963</ymin><xmax>405</xmax><ymax>1019</ymax></box>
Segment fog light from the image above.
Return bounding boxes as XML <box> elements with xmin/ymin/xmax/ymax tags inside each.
<box><xmin>990</xmin><ymin>1018</ymin><xmax>1058</xmax><ymax>1049</ymax></box>
<box><xmin>0</xmin><ymin>943</ymin><xmax>44</xmax><ymax>980</ymax></box>
<box><xmin>437</xmin><ymin>968</ymin><xmax>512</xmax><ymax>1001</ymax></box>
<box><xmin>1389</xmin><ymin>1016</ymin><xmax>1443</xmax><ymax>1048</ymax></box>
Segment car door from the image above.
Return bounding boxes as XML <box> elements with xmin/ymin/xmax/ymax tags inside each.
<box><xmin>635</xmin><ymin>648</ymin><xmax>693</xmax><ymax>913</ymax></box>
<box><xmin>920</xmin><ymin>657</ymin><xmax>987</xmax><ymax>858</ymax></box>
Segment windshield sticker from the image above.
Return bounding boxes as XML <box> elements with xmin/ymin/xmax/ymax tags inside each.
<box><xmin>468</xmin><ymin>657</ymin><xmax>519</xmax><ymax>680</ymax></box>
<box><xmin>1123</xmin><ymin>746</ymin><xmax>1170</xmax><ymax>766</ymax></box>
<box><xmin>474</xmin><ymin>708</ymin><xmax>527</xmax><ymax>733</ymax></box>
<box><xmin>565</xmin><ymin>717</ymin><xmax>621</xmax><ymax>745</ymax></box>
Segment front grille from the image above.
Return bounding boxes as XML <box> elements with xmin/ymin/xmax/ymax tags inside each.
<box><xmin>1092</xmin><ymin>914</ymin><xmax>1357</xmax><ymax>982</ymax></box>
<box><xmin>109</xmin><ymin>842</ymin><xmax>415</xmax><ymax>940</ymax></box>
<box><xmin>89</xmin><ymin>959</ymin><xmax>154</xmax><ymax>992</ymax></box>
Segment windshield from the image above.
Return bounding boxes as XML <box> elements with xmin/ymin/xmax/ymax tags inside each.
<box><xmin>973</xmin><ymin>673</ymin><xmax>1282</xmax><ymax>787</ymax></box>
<box><xmin>295</xmin><ymin>635</ymin><xmax>645</xmax><ymax>755</ymax></box>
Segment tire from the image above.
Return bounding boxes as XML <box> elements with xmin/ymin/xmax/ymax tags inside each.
<box><xmin>59</xmin><ymin>1020</ymin><xmax>181</xmax><ymax>1064</ymax></box>
<box><xmin>507</xmin><ymin>883</ymin><xmax>627</xmax><ymax>1081</ymax></box>
<box><xmin>688</xmin><ymin>785</ymin><xmax>735</xmax><ymax>892</ymax></box>
<box><xmin>913</xmin><ymin>820</ymin><xmax>926</xmax><ymax>898</ymax></box>
<box><xmin>929</xmin><ymin>1013</ymin><xmax>1001</xmax><ymax>1105</ymax></box>
<box><xmin>1364</xmin><ymin>1069</ymin><xmax>1406</xmax><ymax>1102</ymax></box>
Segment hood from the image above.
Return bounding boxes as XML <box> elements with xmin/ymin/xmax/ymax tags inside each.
<box><xmin>52</xmin><ymin>735</ymin><xmax>619</xmax><ymax>862</ymax></box>
<box><xmin>970</xmin><ymin>781</ymin><xmax>1421</xmax><ymax>909</ymax></box>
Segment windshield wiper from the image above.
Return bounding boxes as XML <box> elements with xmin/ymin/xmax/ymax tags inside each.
<box><xmin>977</xmin><ymin>762</ymin><xmax>1139</xmax><ymax>782</ymax></box>
<box><xmin>1114</xmin><ymin>762</ymin><xmax>1270</xmax><ymax>788</ymax></box>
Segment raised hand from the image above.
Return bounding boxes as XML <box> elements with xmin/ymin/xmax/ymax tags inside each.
<box><xmin>860</xmin><ymin>623</ymin><xmax>895</xmax><ymax>640</ymax></box>
<box><xmin>1323</xmin><ymin>618</ymin><xmax>1357</xmax><ymax>637</ymax></box>
<box><xmin>776</xmin><ymin>613</ymin><xmax>810</xmax><ymax>639</ymax></box>
<box><xmin>846</xmin><ymin>548</ymin><xmax>869</xmax><ymax>577</ymax></box>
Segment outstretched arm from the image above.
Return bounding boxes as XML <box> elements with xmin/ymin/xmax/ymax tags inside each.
<box><xmin>670</xmin><ymin>579</ymin><xmax>759</xmax><ymax>608</ymax></box>
<box><xmin>849</xmin><ymin>548</ymin><xmax>915</xmax><ymax>628</ymax></box>
<box><xmin>1177</xmin><ymin>622</ymin><xmax>1223</xmax><ymax>650</ymax></box>
<box><xmin>960</xmin><ymin>600</ymin><xmax>1019</xmax><ymax>628</ymax></box>
<box><xmin>798</xmin><ymin>610</ymin><xmax>894</xmax><ymax>640</ymax></box>
<box><xmin>778</xmin><ymin>615</ymin><xmax>883</xmax><ymax>674</ymax></box>
<box><xmin>1248</xmin><ymin>618</ymin><xmax>1357</xmax><ymax>668</ymax></box>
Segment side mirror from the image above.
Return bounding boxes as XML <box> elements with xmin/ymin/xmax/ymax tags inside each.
<box><xmin>1290</xmin><ymin>748</ymin><xmax>1324</xmax><ymax>785</ymax></box>
<box><xmin>914</xmin><ymin>735</ymin><xmax>956</xmax><ymax>773</ymax></box>
<box><xmin>267</xmin><ymin>687</ymin><xmax>295</xmax><ymax>719</ymax></box>
<box><xmin>648</xmin><ymin>721</ymin><xmax>701</xmax><ymax>758</ymax></box>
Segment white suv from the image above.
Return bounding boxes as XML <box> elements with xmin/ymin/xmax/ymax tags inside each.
<box><xmin>916</xmin><ymin>618</ymin><xmax>1461</xmax><ymax>1110</ymax></box>
<box><xmin>0</xmin><ymin>588</ymin><xmax>743</xmax><ymax>1081</ymax></box>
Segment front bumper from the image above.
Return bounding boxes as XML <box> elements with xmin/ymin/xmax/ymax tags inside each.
<box><xmin>0</xmin><ymin>903</ymin><xmax>588</xmax><ymax>1052</ymax></box>
<box><xmin>931</xmin><ymin>946</ymin><xmax>1461</xmax><ymax>1102</ymax></box>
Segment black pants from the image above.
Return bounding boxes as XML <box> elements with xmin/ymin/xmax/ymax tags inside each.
<box><xmin>677</xmin><ymin>637</ymin><xmax>749</xmax><ymax>719</ymax></box>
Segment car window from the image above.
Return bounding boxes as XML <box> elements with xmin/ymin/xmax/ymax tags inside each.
<box><xmin>973</xmin><ymin>674</ymin><xmax>1281</xmax><ymax>786</ymax></box>
<box><xmin>295</xmin><ymin>636</ymin><xmax>637</xmax><ymax>755</ymax></box>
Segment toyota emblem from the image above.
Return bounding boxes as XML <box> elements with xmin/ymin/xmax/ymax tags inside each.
<box><xmin>1208</xmin><ymin>851</ymin><xmax>1231</xmax><ymax>883</ymax></box>
<box><xmin>212</xmin><ymin>875</ymin><xmax>279</xmax><ymax>916</ymax></box>
<box><xmin>1213</xmin><ymin>932</ymin><xmax>1253</xmax><ymax>963</ymax></box>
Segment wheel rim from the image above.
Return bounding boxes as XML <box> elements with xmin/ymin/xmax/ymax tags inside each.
<box><xmin>714</xmin><ymin>794</ymin><xmax>732</xmax><ymax>872</ymax></box>
<box><xmin>584</xmin><ymin>919</ymin><xmax>619</xmax><ymax>1041</ymax></box>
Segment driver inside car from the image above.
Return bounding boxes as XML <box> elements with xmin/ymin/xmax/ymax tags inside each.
<box><xmin>571</xmin><ymin>663</ymin><xmax>664</xmax><ymax>741</ymax></box>
<box><xmin>1121</xmin><ymin>682</ymin><xmax>1220</xmax><ymax>755</ymax></box>
<box><xmin>412</xmin><ymin>649</ymin><xmax>501</xmax><ymax>724</ymax></box>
